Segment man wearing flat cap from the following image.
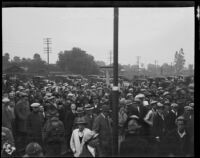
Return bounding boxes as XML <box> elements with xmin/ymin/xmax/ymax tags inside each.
<box><xmin>14</xmin><ymin>92</ymin><xmax>30</xmax><ymax>156</ymax></box>
<box><xmin>92</xmin><ymin>104</ymin><xmax>112</xmax><ymax>157</ymax></box>
<box><xmin>152</xmin><ymin>102</ymin><xmax>168</xmax><ymax>156</ymax></box>
<box><xmin>165</xmin><ymin>103</ymin><xmax>180</xmax><ymax>133</ymax></box>
<box><xmin>163</xmin><ymin>116</ymin><xmax>193</xmax><ymax>156</ymax></box>
<box><xmin>2</xmin><ymin>97</ymin><xmax>15</xmax><ymax>131</ymax></box>
<box><xmin>26</xmin><ymin>103</ymin><xmax>45</xmax><ymax>147</ymax></box>
<box><xmin>182</xmin><ymin>105</ymin><xmax>194</xmax><ymax>146</ymax></box>
<box><xmin>84</xmin><ymin>104</ymin><xmax>97</xmax><ymax>130</ymax></box>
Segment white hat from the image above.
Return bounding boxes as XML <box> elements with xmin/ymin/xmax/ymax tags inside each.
<box><xmin>91</xmin><ymin>85</ymin><xmax>96</xmax><ymax>89</ymax></box>
<box><xmin>18</xmin><ymin>86</ymin><xmax>24</xmax><ymax>90</ymax></box>
<box><xmin>157</xmin><ymin>102</ymin><xmax>164</xmax><ymax>108</ymax></box>
<box><xmin>68</xmin><ymin>93</ymin><xmax>74</xmax><ymax>97</ymax></box>
<box><xmin>134</xmin><ymin>97</ymin><xmax>141</xmax><ymax>102</ymax></box>
<box><xmin>189</xmin><ymin>103</ymin><xmax>194</xmax><ymax>107</ymax></box>
<box><xmin>129</xmin><ymin>115</ymin><xmax>139</xmax><ymax>120</ymax></box>
<box><xmin>150</xmin><ymin>100</ymin><xmax>157</xmax><ymax>105</ymax></box>
<box><xmin>46</xmin><ymin>93</ymin><xmax>52</xmax><ymax>97</ymax></box>
<box><xmin>46</xmin><ymin>96</ymin><xmax>55</xmax><ymax>100</ymax></box>
<box><xmin>127</xmin><ymin>93</ymin><xmax>133</xmax><ymax>97</ymax></box>
<box><xmin>31</xmin><ymin>103</ymin><xmax>40</xmax><ymax>107</ymax></box>
<box><xmin>140</xmin><ymin>89</ymin><xmax>146</xmax><ymax>92</ymax></box>
<box><xmin>64</xmin><ymin>83</ymin><xmax>68</xmax><ymax>86</ymax></box>
<box><xmin>143</xmin><ymin>101</ymin><xmax>149</xmax><ymax>106</ymax></box>
<box><xmin>188</xmin><ymin>83</ymin><xmax>194</xmax><ymax>88</ymax></box>
<box><xmin>135</xmin><ymin>94</ymin><xmax>145</xmax><ymax>99</ymax></box>
<box><xmin>171</xmin><ymin>103</ymin><xmax>178</xmax><ymax>108</ymax></box>
<box><xmin>2</xmin><ymin>98</ymin><xmax>10</xmax><ymax>103</ymax></box>
<box><xmin>163</xmin><ymin>91</ymin><xmax>170</xmax><ymax>96</ymax></box>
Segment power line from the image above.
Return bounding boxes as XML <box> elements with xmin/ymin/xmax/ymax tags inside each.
<box><xmin>137</xmin><ymin>56</ymin><xmax>141</xmax><ymax>73</ymax></box>
<box><xmin>43</xmin><ymin>38</ymin><xmax>52</xmax><ymax>65</ymax></box>
<box><xmin>43</xmin><ymin>38</ymin><xmax>52</xmax><ymax>75</ymax></box>
<box><xmin>109</xmin><ymin>51</ymin><xmax>113</xmax><ymax>65</ymax></box>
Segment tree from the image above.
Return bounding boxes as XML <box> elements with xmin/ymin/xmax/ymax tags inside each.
<box><xmin>174</xmin><ymin>48</ymin><xmax>185</xmax><ymax>75</ymax></box>
<box><xmin>3</xmin><ymin>53</ymin><xmax>10</xmax><ymax>69</ymax></box>
<box><xmin>13</xmin><ymin>56</ymin><xmax>21</xmax><ymax>63</ymax></box>
<box><xmin>147</xmin><ymin>63</ymin><xmax>156</xmax><ymax>76</ymax></box>
<box><xmin>188</xmin><ymin>64</ymin><xmax>194</xmax><ymax>76</ymax></box>
<box><xmin>161</xmin><ymin>63</ymin><xmax>172</xmax><ymax>76</ymax></box>
<box><xmin>57</xmin><ymin>47</ymin><xmax>100</xmax><ymax>75</ymax></box>
<box><xmin>96</xmin><ymin>60</ymin><xmax>106</xmax><ymax>67</ymax></box>
<box><xmin>33</xmin><ymin>53</ymin><xmax>42</xmax><ymax>61</ymax></box>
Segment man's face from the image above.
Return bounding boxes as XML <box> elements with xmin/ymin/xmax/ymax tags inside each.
<box><xmin>78</xmin><ymin>124</ymin><xmax>85</xmax><ymax>132</ymax></box>
<box><xmin>157</xmin><ymin>108</ymin><xmax>164</xmax><ymax>114</ymax></box>
<box><xmin>39</xmin><ymin>106</ymin><xmax>44</xmax><ymax>112</ymax></box>
<box><xmin>32</xmin><ymin>107</ymin><xmax>39</xmax><ymax>113</ymax></box>
<box><xmin>71</xmin><ymin>104</ymin><xmax>76</xmax><ymax>111</ymax></box>
<box><xmin>86</xmin><ymin>109</ymin><xmax>93</xmax><ymax>115</ymax></box>
<box><xmin>23</xmin><ymin>96</ymin><xmax>28</xmax><ymax>102</ymax></box>
<box><xmin>172</xmin><ymin>107</ymin><xmax>178</xmax><ymax>112</ymax></box>
<box><xmin>177</xmin><ymin>120</ymin><xmax>185</xmax><ymax>132</ymax></box>
<box><xmin>128</xmin><ymin>119</ymin><xmax>140</xmax><ymax>134</ymax></box>
<box><xmin>103</xmin><ymin>111</ymin><xmax>109</xmax><ymax>117</ymax></box>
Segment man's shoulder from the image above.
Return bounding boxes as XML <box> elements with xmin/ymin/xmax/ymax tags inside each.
<box><xmin>84</xmin><ymin>128</ymin><xmax>92</xmax><ymax>133</ymax></box>
<box><xmin>73</xmin><ymin>128</ymin><xmax>79</xmax><ymax>133</ymax></box>
<box><xmin>96</xmin><ymin>113</ymin><xmax>103</xmax><ymax>119</ymax></box>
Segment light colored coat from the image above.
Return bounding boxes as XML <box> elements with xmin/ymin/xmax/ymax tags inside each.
<box><xmin>70</xmin><ymin>128</ymin><xmax>91</xmax><ymax>157</ymax></box>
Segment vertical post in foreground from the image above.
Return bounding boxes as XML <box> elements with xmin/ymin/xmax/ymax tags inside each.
<box><xmin>112</xmin><ymin>7</ymin><xmax>119</xmax><ymax>157</ymax></box>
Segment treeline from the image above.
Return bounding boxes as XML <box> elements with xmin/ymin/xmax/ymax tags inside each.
<box><xmin>3</xmin><ymin>47</ymin><xmax>194</xmax><ymax>78</ymax></box>
<box><xmin>3</xmin><ymin>47</ymin><xmax>101</xmax><ymax>75</ymax></box>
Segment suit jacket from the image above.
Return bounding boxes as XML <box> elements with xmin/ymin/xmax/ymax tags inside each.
<box><xmin>27</xmin><ymin>112</ymin><xmax>44</xmax><ymax>138</ymax></box>
<box><xmin>129</xmin><ymin>105</ymin><xmax>148</xmax><ymax>119</ymax></box>
<box><xmin>120</xmin><ymin>133</ymin><xmax>152</xmax><ymax>157</ymax></box>
<box><xmin>165</xmin><ymin>110</ymin><xmax>179</xmax><ymax>133</ymax></box>
<box><xmin>14</xmin><ymin>100</ymin><xmax>30</xmax><ymax>133</ymax></box>
<box><xmin>63</xmin><ymin>110</ymin><xmax>76</xmax><ymax>140</ymax></box>
<box><xmin>163</xmin><ymin>129</ymin><xmax>192</xmax><ymax>156</ymax></box>
<box><xmin>92</xmin><ymin>113</ymin><xmax>112</xmax><ymax>150</ymax></box>
<box><xmin>70</xmin><ymin>128</ymin><xmax>91</xmax><ymax>157</ymax></box>
<box><xmin>152</xmin><ymin>112</ymin><xmax>167</xmax><ymax>140</ymax></box>
<box><xmin>2</xmin><ymin>105</ymin><xmax>14</xmax><ymax>131</ymax></box>
<box><xmin>84</xmin><ymin>114</ymin><xmax>97</xmax><ymax>130</ymax></box>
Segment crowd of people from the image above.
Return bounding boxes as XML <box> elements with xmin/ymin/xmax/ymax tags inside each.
<box><xmin>2</xmin><ymin>75</ymin><xmax>194</xmax><ymax>157</ymax></box>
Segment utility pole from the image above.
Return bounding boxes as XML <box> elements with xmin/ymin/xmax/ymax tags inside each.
<box><xmin>155</xmin><ymin>60</ymin><xmax>157</xmax><ymax>76</ymax></box>
<box><xmin>43</xmin><ymin>38</ymin><xmax>52</xmax><ymax>75</ymax></box>
<box><xmin>110</xmin><ymin>51</ymin><xmax>112</xmax><ymax>66</ymax></box>
<box><xmin>171</xmin><ymin>62</ymin><xmax>173</xmax><ymax>76</ymax></box>
<box><xmin>137</xmin><ymin>56</ymin><xmax>141</xmax><ymax>74</ymax></box>
<box><xmin>112</xmin><ymin>7</ymin><xmax>119</xmax><ymax>157</ymax></box>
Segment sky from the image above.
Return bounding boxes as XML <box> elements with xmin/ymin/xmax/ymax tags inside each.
<box><xmin>2</xmin><ymin>7</ymin><xmax>194</xmax><ymax>67</ymax></box>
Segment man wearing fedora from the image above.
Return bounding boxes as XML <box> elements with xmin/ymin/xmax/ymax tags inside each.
<box><xmin>120</xmin><ymin>115</ymin><xmax>151</xmax><ymax>157</ymax></box>
<box><xmin>92</xmin><ymin>104</ymin><xmax>112</xmax><ymax>157</ymax></box>
<box><xmin>26</xmin><ymin>103</ymin><xmax>45</xmax><ymax>147</ymax></box>
<box><xmin>64</xmin><ymin>103</ymin><xmax>77</xmax><ymax>150</ymax></box>
<box><xmin>70</xmin><ymin>117</ymin><xmax>91</xmax><ymax>157</ymax></box>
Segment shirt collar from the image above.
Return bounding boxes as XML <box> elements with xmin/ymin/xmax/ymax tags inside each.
<box><xmin>177</xmin><ymin>130</ymin><xmax>186</xmax><ymax>138</ymax></box>
<box><xmin>171</xmin><ymin>109</ymin><xmax>177</xmax><ymax>115</ymax></box>
<box><xmin>101</xmin><ymin>113</ymin><xmax>106</xmax><ymax>118</ymax></box>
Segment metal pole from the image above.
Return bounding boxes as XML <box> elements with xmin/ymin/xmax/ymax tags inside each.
<box><xmin>112</xmin><ymin>7</ymin><xmax>119</xmax><ymax>157</ymax></box>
